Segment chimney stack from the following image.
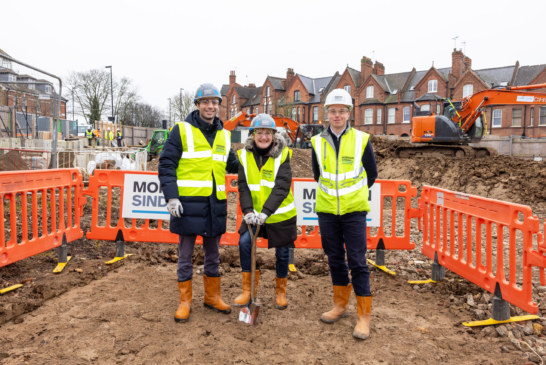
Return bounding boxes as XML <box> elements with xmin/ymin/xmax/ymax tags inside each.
<box><xmin>361</xmin><ymin>56</ymin><xmax>373</xmax><ymax>81</ymax></box>
<box><xmin>463</xmin><ymin>56</ymin><xmax>472</xmax><ymax>72</ymax></box>
<box><xmin>229</xmin><ymin>70</ymin><xmax>236</xmax><ymax>85</ymax></box>
<box><xmin>286</xmin><ymin>68</ymin><xmax>295</xmax><ymax>84</ymax></box>
<box><xmin>451</xmin><ymin>49</ymin><xmax>464</xmax><ymax>80</ymax></box>
<box><xmin>373</xmin><ymin>61</ymin><xmax>385</xmax><ymax>76</ymax></box>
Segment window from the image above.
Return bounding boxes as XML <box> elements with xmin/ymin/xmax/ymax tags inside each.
<box><xmin>366</xmin><ymin>86</ymin><xmax>374</xmax><ymax>99</ymax></box>
<box><xmin>294</xmin><ymin>90</ymin><xmax>300</xmax><ymax>102</ymax></box>
<box><xmin>313</xmin><ymin>106</ymin><xmax>318</xmax><ymax>121</ymax></box>
<box><xmin>266</xmin><ymin>86</ymin><xmax>270</xmax><ymax>97</ymax></box>
<box><xmin>28</xmin><ymin>83</ymin><xmax>35</xmax><ymax>90</ymax></box>
<box><xmin>364</xmin><ymin>109</ymin><xmax>373</xmax><ymax>125</ymax></box>
<box><xmin>8</xmin><ymin>74</ymin><xmax>16</xmax><ymax>82</ymax></box>
<box><xmin>403</xmin><ymin>107</ymin><xmax>410</xmax><ymax>123</ymax></box>
<box><xmin>255</xmin><ymin>107</ymin><xmax>259</xmax><ymax>113</ymax></box>
<box><xmin>232</xmin><ymin>95</ymin><xmax>236</xmax><ymax>104</ymax></box>
<box><xmin>492</xmin><ymin>109</ymin><xmax>502</xmax><ymax>127</ymax></box>
<box><xmin>421</xmin><ymin>104</ymin><xmax>430</xmax><ymax>112</ymax></box>
<box><xmin>268</xmin><ymin>100</ymin><xmax>272</xmax><ymax>114</ymax></box>
<box><xmin>530</xmin><ymin>107</ymin><xmax>534</xmax><ymax>126</ymax></box>
<box><xmin>388</xmin><ymin>108</ymin><xmax>395</xmax><ymax>124</ymax></box>
<box><xmin>512</xmin><ymin>108</ymin><xmax>522</xmax><ymax>127</ymax></box>
<box><xmin>428</xmin><ymin>79</ymin><xmax>437</xmax><ymax>93</ymax></box>
<box><xmin>344</xmin><ymin>85</ymin><xmax>351</xmax><ymax>95</ymax></box>
<box><xmin>463</xmin><ymin>84</ymin><xmax>473</xmax><ymax>98</ymax></box>
<box><xmin>436</xmin><ymin>105</ymin><xmax>441</xmax><ymax>115</ymax></box>
<box><xmin>376</xmin><ymin>108</ymin><xmax>382</xmax><ymax>124</ymax></box>
<box><xmin>292</xmin><ymin>108</ymin><xmax>296</xmax><ymax>120</ymax></box>
<box><xmin>297</xmin><ymin>107</ymin><xmax>300</xmax><ymax>122</ymax></box>
<box><xmin>540</xmin><ymin>107</ymin><xmax>546</xmax><ymax>126</ymax></box>
<box><xmin>264</xmin><ymin>100</ymin><xmax>267</xmax><ymax>113</ymax></box>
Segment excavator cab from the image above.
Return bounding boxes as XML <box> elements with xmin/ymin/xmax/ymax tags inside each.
<box><xmin>294</xmin><ymin>124</ymin><xmax>324</xmax><ymax>148</ymax></box>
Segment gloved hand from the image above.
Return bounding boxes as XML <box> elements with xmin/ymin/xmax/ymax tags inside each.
<box><xmin>167</xmin><ymin>198</ymin><xmax>183</xmax><ymax>218</ymax></box>
<box><xmin>244</xmin><ymin>212</ymin><xmax>256</xmax><ymax>225</ymax></box>
<box><xmin>256</xmin><ymin>212</ymin><xmax>268</xmax><ymax>225</ymax></box>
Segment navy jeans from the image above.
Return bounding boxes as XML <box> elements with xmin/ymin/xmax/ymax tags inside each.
<box><xmin>238</xmin><ymin>229</ymin><xmax>290</xmax><ymax>278</ymax></box>
<box><xmin>317</xmin><ymin>211</ymin><xmax>371</xmax><ymax>296</ymax></box>
<box><xmin>177</xmin><ymin>235</ymin><xmax>220</xmax><ymax>282</ymax></box>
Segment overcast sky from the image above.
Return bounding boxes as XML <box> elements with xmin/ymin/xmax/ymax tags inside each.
<box><xmin>2</xmin><ymin>0</ymin><xmax>545</xmax><ymax>118</ymax></box>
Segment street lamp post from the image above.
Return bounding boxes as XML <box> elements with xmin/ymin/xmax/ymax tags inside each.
<box><xmin>105</xmin><ymin>65</ymin><xmax>114</xmax><ymax>124</ymax></box>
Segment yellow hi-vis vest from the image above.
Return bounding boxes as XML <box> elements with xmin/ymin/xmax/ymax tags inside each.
<box><xmin>176</xmin><ymin>121</ymin><xmax>230</xmax><ymax>199</ymax></box>
<box><xmin>311</xmin><ymin>128</ymin><xmax>370</xmax><ymax>215</ymax></box>
<box><xmin>238</xmin><ymin>147</ymin><xmax>297</xmax><ymax>224</ymax></box>
<box><xmin>86</xmin><ymin>130</ymin><xmax>93</xmax><ymax>139</ymax></box>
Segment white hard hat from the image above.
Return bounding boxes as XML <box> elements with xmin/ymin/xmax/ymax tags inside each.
<box><xmin>324</xmin><ymin>89</ymin><xmax>353</xmax><ymax>109</ymax></box>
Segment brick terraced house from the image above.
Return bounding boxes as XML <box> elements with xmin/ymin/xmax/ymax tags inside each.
<box><xmin>220</xmin><ymin>50</ymin><xmax>546</xmax><ymax>138</ymax></box>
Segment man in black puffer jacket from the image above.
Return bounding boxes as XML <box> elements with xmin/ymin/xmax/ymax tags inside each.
<box><xmin>158</xmin><ymin>83</ymin><xmax>238</xmax><ymax>323</ymax></box>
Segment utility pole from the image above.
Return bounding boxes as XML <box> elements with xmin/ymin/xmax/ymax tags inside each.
<box><xmin>105</xmin><ymin>65</ymin><xmax>114</xmax><ymax>124</ymax></box>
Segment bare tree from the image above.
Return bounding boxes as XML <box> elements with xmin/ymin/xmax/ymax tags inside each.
<box><xmin>172</xmin><ymin>90</ymin><xmax>195</xmax><ymax>122</ymax></box>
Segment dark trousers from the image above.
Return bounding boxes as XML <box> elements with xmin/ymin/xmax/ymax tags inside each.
<box><xmin>177</xmin><ymin>235</ymin><xmax>221</xmax><ymax>282</ymax></box>
<box><xmin>238</xmin><ymin>229</ymin><xmax>290</xmax><ymax>278</ymax></box>
<box><xmin>87</xmin><ymin>138</ymin><xmax>92</xmax><ymax>146</ymax></box>
<box><xmin>317</xmin><ymin>211</ymin><xmax>371</xmax><ymax>296</ymax></box>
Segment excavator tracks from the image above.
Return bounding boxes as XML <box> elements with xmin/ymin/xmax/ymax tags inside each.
<box><xmin>395</xmin><ymin>145</ymin><xmax>496</xmax><ymax>159</ymax></box>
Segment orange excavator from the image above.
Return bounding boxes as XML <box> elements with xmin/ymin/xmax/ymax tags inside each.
<box><xmin>224</xmin><ymin>112</ymin><xmax>324</xmax><ymax>148</ymax></box>
<box><xmin>396</xmin><ymin>83</ymin><xmax>546</xmax><ymax>157</ymax></box>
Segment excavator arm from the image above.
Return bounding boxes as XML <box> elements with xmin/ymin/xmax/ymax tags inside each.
<box><xmin>455</xmin><ymin>83</ymin><xmax>546</xmax><ymax>133</ymax></box>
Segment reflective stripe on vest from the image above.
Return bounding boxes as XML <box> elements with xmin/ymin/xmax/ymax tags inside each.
<box><xmin>238</xmin><ymin>147</ymin><xmax>297</xmax><ymax>224</ymax></box>
<box><xmin>176</xmin><ymin>121</ymin><xmax>230</xmax><ymax>199</ymax></box>
<box><xmin>311</xmin><ymin>128</ymin><xmax>370</xmax><ymax>215</ymax></box>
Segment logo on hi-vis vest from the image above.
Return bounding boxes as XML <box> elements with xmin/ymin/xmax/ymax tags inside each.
<box><xmin>215</xmin><ymin>145</ymin><xmax>225</xmax><ymax>153</ymax></box>
<box><xmin>341</xmin><ymin>156</ymin><xmax>354</xmax><ymax>165</ymax></box>
<box><xmin>262</xmin><ymin>169</ymin><xmax>273</xmax><ymax>179</ymax></box>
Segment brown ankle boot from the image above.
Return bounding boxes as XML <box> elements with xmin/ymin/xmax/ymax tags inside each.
<box><xmin>233</xmin><ymin>271</ymin><xmax>260</xmax><ymax>307</ymax></box>
<box><xmin>275</xmin><ymin>277</ymin><xmax>288</xmax><ymax>310</ymax></box>
<box><xmin>174</xmin><ymin>279</ymin><xmax>192</xmax><ymax>322</ymax></box>
<box><xmin>320</xmin><ymin>283</ymin><xmax>353</xmax><ymax>323</ymax></box>
<box><xmin>203</xmin><ymin>275</ymin><xmax>231</xmax><ymax>314</ymax></box>
<box><xmin>353</xmin><ymin>295</ymin><xmax>372</xmax><ymax>340</ymax></box>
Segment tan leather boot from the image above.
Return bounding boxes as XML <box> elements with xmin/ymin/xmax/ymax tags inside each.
<box><xmin>233</xmin><ymin>271</ymin><xmax>260</xmax><ymax>307</ymax></box>
<box><xmin>174</xmin><ymin>279</ymin><xmax>192</xmax><ymax>322</ymax></box>
<box><xmin>353</xmin><ymin>295</ymin><xmax>372</xmax><ymax>340</ymax></box>
<box><xmin>320</xmin><ymin>283</ymin><xmax>353</xmax><ymax>323</ymax></box>
<box><xmin>203</xmin><ymin>275</ymin><xmax>231</xmax><ymax>314</ymax></box>
<box><xmin>275</xmin><ymin>277</ymin><xmax>288</xmax><ymax>310</ymax></box>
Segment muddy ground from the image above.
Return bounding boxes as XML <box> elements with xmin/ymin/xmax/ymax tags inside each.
<box><xmin>1</xmin><ymin>137</ymin><xmax>546</xmax><ymax>364</ymax></box>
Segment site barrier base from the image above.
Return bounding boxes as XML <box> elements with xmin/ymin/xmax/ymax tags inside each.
<box><xmin>0</xmin><ymin>284</ymin><xmax>23</xmax><ymax>295</ymax></box>
<box><xmin>53</xmin><ymin>256</ymin><xmax>71</xmax><ymax>273</ymax></box>
<box><xmin>367</xmin><ymin>239</ymin><xmax>396</xmax><ymax>276</ymax></box>
<box><xmin>462</xmin><ymin>315</ymin><xmax>540</xmax><ymax>327</ymax></box>
<box><xmin>105</xmin><ymin>254</ymin><xmax>133</xmax><ymax>265</ymax></box>
<box><xmin>104</xmin><ymin>232</ymin><xmax>133</xmax><ymax>264</ymax></box>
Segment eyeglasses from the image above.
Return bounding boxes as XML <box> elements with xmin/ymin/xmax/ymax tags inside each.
<box><xmin>327</xmin><ymin>108</ymin><xmax>350</xmax><ymax>115</ymax></box>
<box><xmin>199</xmin><ymin>99</ymin><xmax>219</xmax><ymax>106</ymax></box>
<box><xmin>254</xmin><ymin>130</ymin><xmax>273</xmax><ymax>136</ymax></box>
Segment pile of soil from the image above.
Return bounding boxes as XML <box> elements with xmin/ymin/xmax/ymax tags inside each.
<box><xmin>1</xmin><ymin>137</ymin><xmax>546</xmax><ymax>363</ymax></box>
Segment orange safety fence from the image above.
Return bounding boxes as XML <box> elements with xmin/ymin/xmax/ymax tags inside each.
<box><xmin>419</xmin><ymin>185</ymin><xmax>546</xmax><ymax>314</ymax></box>
<box><xmin>84</xmin><ymin>171</ymin><xmax>418</xmax><ymax>251</ymax></box>
<box><xmin>0</xmin><ymin>169</ymin><xmax>85</xmax><ymax>267</ymax></box>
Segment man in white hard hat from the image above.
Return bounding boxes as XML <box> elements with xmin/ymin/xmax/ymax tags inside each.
<box><xmin>311</xmin><ymin>88</ymin><xmax>377</xmax><ymax>340</ymax></box>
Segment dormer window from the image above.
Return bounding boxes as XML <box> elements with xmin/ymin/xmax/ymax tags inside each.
<box><xmin>8</xmin><ymin>74</ymin><xmax>16</xmax><ymax>82</ymax></box>
<box><xmin>294</xmin><ymin>90</ymin><xmax>300</xmax><ymax>102</ymax></box>
<box><xmin>45</xmin><ymin>85</ymin><xmax>52</xmax><ymax>94</ymax></box>
<box><xmin>428</xmin><ymin>79</ymin><xmax>438</xmax><ymax>93</ymax></box>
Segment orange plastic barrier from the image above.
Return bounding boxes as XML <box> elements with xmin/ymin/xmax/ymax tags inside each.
<box><xmin>419</xmin><ymin>185</ymin><xmax>545</xmax><ymax>314</ymax></box>
<box><xmin>0</xmin><ymin>169</ymin><xmax>85</xmax><ymax>267</ymax></box>
<box><xmin>84</xmin><ymin>171</ymin><xmax>418</xmax><ymax>251</ymax></box>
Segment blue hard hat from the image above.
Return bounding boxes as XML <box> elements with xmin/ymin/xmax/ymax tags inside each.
<box><xmin>194</xmin><ymin>83</ymin><xmax>222</xmax><ymax>104</ymax></box>
<box><xmin>250</xmin><ymin>113</ymin><xmax>276</xmax><ymax>132</ymax></box>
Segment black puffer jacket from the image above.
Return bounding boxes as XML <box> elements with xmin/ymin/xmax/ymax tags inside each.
<box><xmin>238</xmin><ymin>133</ymin><xmax>297</xmax><ymax>248</ymax></box>
<box><xmin>158</xmin><ymin>110</ymin><xmax>239</xmax><ymax>237</ymax></box>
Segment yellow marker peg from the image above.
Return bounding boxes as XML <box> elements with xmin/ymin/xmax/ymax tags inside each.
<box><xmin>0</xmin><ymin>284</ymin><xmax>23</xmax><ymax>295</ymax></box>
<box><xmin>105</xmin><ymin>254</ymin><xmax>133</xmax><ymax>265</ymax></box>
<box><xmin>463</xmin><ymin>315</ymin><xmax>539</xmax><ymax>327</ymax></box>
<box><xmin>407</xmin><ymin>278</ymin><xmax>438</xmax><ymax>284</ymax></box>
<box><xmin>367</xmin><ymin>259</ymin><xmax>396</xmax><ymax>276</ymax></box>
<box><xmin>53</xmin><ymin>256</ymin><xmax>72</xmax><ymax>273</ymax></box>
<box><xmin>289</xmin><ymin>264</ymin><xmax>297</xmax><ymax>272</ymax></box>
